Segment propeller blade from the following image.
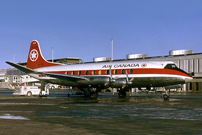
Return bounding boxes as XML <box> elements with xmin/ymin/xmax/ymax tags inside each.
<box><xmin>126</xmin><ymin>70</ymin><xmax>129</xmax><ymax>83</ymax></box>
<box><xmin>109</xmin><ymin>66</ymin><xmax>112</xmax><ymax>81</ymax></box>
<box><xmin>109</xmin><ymin>66</ymin><xmax>115</xmax><ymax>95</ymax></box>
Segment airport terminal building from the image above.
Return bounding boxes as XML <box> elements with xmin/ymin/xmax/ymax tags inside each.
<box><xmin>1</xmin><ymin>50</ymin><xmax>202</xmax><ymax>92</ymax></box>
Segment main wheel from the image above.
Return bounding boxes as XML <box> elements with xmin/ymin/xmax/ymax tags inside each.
<box><xmin>90</xmin><ymin>92</ymin><xmax>98</xmax><ymax>99</ymax></box>
<box><xmin>27</xmin><ymin>91</ymin><xmax>32</xmax><ymax>97</ymax></box>
<box><xmin>163</xmin><ymin>94</ymin><xmax>169</xmax><ymax>100</ymax></box>
<box><xmin>119</xmin><ymin>91</ymin><xmax>126</xmax><ymax>98</ymax></box>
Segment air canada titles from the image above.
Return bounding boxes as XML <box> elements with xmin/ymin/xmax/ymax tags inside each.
<box><xmin>102</xmin><ymin>63</ymin><xmax>140</xmax><ymax>69</ymax></box>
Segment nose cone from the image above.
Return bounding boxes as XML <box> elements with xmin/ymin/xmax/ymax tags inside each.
<box><xmin>185</xmin><ymin>77</ymin><xmax>193</xmax><ymax>83</ymax></box>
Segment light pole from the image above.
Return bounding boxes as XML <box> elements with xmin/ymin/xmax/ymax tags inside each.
<box><xmin>13</xmin><ymin>54</ymin><xmax>15</xmax><ymax>63</ymax></box>
<box><xmin>52</xmin><ymin>47</ymin><xmax>54</xmax><ymax>62</ymax></box>
<box><xmin>111</xmin><ymin>38</ymin><xmax>113</xmax><ymax>61</ymax></box>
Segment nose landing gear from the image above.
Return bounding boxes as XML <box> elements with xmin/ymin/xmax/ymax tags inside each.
<box><xmin>163</xmin><ymin>91</ymin><xmax>169</xmax><ymax>100</ymax></box>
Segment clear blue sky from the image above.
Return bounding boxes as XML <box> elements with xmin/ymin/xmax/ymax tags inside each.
<box><xmin>1</xmin><ymin>0</ymin><xmax>202</xmax><ymax>69</ymax></box>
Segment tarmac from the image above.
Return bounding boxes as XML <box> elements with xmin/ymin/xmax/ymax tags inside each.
<box><xmin>0</xmin><ymin>89</ymin><xmax>202</xmax><ymax>135</ymax></box>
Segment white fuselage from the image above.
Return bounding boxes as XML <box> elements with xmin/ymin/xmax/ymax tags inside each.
<box><xmin>30</xmin><ymin>60</ymin><xmax>192</xmax><ymax>88</ymax></box>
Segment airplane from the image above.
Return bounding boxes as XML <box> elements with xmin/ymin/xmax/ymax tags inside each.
<box><xmin>6</xmin><ymin>40</ymin><xmax>193</xmax><ymax>99</ymax></box>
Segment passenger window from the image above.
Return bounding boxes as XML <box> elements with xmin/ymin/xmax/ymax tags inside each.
<box><xmin>106</xmin><ymin>70</ymin><xmax>109</xmax><ymax>75</ymax></box>
<box><xmin>121</xmin><ymin>69</ymin><xmax>125</xmax><ymax>74</ymax></box>
<box><xmin>98</xmin><ymin>70</ymin><xmax>102</xmax><ymax>75</ymax></box>
<box><xmin>78</xmin><ymin>71</ymin><xmax>81</xmax><ymax>75</ymax></box>
<box><xmin>92</xmin><ymin>70</ymin><xmax>95</xmax><ymax>75</ymax></box>
<box><xmin>85</xmin><ymin>71</ymin><xmax>88</xmax><ymax>75</ymax></box>
<box><xmin>113</xmin><ymin>69</ymin><xmax>117</xmax><ymax>75</ymax></box>
<box><xmin>129</xmin><ymin>69</ymin><xmax>133</xmax><ymax>74</ymax></box>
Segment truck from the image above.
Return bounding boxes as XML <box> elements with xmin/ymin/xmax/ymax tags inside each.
<box><xmin>13</xmin><ymin>85</ymin><xmax>49</xmax><ymax>97</ymax></box>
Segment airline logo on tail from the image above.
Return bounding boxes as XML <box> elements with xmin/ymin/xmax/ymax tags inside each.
<box><xmin>30</xmin><ymin>49</ymin><xmax>38</xmax><ymax>61</ymax></box>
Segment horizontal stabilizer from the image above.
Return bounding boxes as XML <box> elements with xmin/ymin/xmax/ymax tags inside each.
<box><xmin>6</xmin><ymin>61</ymin><xmax>36</xmax><ymax>74</ymax></box>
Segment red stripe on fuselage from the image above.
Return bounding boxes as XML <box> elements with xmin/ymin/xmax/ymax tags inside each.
<box><xmin>44</xmin><ymin>68</ymin><xmax>192</xmax><ymax>78</ymax></box>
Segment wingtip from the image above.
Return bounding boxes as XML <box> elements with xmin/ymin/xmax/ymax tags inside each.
<box><xmin>5</xmin><ymin>61</ymin><xmax>11</xmax><ymax>64</ymax></box>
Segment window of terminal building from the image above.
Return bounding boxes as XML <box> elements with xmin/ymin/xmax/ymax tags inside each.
<box><xmin>188</xmin><ymin>83</ymin><xmax>192</xmax><ymax>90</ymax></box>
<box><xmin>201</xmin><ymin>83</ymin><xmax>202</xmax><ymax>91</ymax></box>
<box><xmin>178</xmin><ymin>60</ymin><xmax>180</xmax><ymax>68</ymax></box>
<box><xmin>184</xmin><ymin>60</ymin><xmax>188</xmax><ymax>72</ymax></box>
<box><xmin>199</xmin><ymin>59</ymin><xmax>202</xmax><ymax>73</ymax></box>
<box><xmin>193</xmin><ymin>59</ymin><xmax>198</xmax><ymax>73</ymax></box>
<box><xmin>179</xmin><ymin>60</ymin><xmax>184</xmax><ymax>70</ymax></box>
<box><xmin>188</xmin><ymin>59</ymin><xmax>194</xmax><ymax>73</ymax></box>
<box><xmin>188</xmin><ymin>60</ymin><xmax>190</xmax><ymax>73</ymax></box>
<box><xmin>196</xmin><ymin>82</ymin><xmax>199</xmax><ymax>91</ymax></box>
<box><xmin>197</xmin><ymin>59</ymin><xmax>200</xmax><ymax>73</ymax></box>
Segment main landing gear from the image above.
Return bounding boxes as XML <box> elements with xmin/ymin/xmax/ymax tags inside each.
<box><xmin>90</xmin><ymin>92</ymin><xmax>98</xmax><ymax>99</ymax></box>
<box><xmin>118</xmin><ymin>87</ymin><xmax>128</xmax><ymax>98</ymax></box>
<box><xmin>79</xmin><ymin>87</ymin><xmax>99</xmax><ymax>99</ymax></box>
<box><xmin>118</xmin><ymin>90</ymin><xmax>126</xmax><ymax>98</ymax></box>
<box><xmin>163</xmin><ymin>91</ymin><xmax>169</xmax><ymax>100</ymax></box>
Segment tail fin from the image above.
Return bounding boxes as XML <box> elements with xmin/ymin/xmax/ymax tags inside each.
<box><xmin>26</xmin><ymin>40</ymin><xmax>61</xmax><ymax>69</ymax></box>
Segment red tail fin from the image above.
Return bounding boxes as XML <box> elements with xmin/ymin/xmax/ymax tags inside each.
<box><xmin>26</xmin><ymin>40</ymin><xmax>61</xmax><ymax>69</ymax></box>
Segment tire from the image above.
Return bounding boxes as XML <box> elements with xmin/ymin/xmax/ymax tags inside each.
<box><xmin>39</xmin><ymin>91</ymin><xmax>43</xmax><ymax>97</ymax></box>
<box><xmin>119</xmin><ymin>91</ymin><xmax>126</xmax><ymax>98</ymax></box>
<box><xmin>163</xmin><ymin>94</ymin><xmax>169</xmax><ymax>100</ymax></box>
<box><xmin>90</xmin><ymin>92</ymin><xmax>98</xmax><ymax>99</ymax></box>
<box><xmin>27</xmin><ymin>91</ymin><xmax>32</xmax><ymax>97</ymax></box>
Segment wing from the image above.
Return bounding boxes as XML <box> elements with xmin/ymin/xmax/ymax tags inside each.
<box><xmin>41</xmin><ymin>72</ymin><xmax>89</xmax><ymax>82</ymax></box>
<box><xmin>6</xmin><ymin>61</ymin><xmax>89</xmax><ymax>82</ymax></box>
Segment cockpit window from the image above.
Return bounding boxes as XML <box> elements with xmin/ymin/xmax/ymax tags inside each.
<box><xmin>164</xmin><ymin>63</ymin><xmax>192</xmax><ymax>77</ymax></box>
<box><xmin>164</xmin><ymin>64</ymin><xmax>178</xmax><ymax>69</ymax></box>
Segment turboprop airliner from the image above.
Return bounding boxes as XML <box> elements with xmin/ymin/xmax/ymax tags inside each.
<box><xmin>6</xmin><ymin>40</ymin><xmax>193</xmax><ymax>99</ymax></box>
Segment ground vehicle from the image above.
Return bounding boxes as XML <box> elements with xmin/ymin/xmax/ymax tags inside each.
<box><xmin>13</xmin><ymin>85</ymin><xmax>49</xmax><ymax>97</ymax></box>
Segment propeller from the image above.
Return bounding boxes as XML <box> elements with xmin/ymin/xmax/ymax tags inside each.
<box><xmin>122</xmin><ymin>70</ymin><xmax>132</xmax><ymax>96</ymax></box>
<box><xmin>104</xmin><ymin>66</ymin><xmax>115</xmax><ymax>95</ymax></box>
<box><xmin>109</xmin><ymin>66</ymin><xmax>115</xmax><ymax>95</ymax></box>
